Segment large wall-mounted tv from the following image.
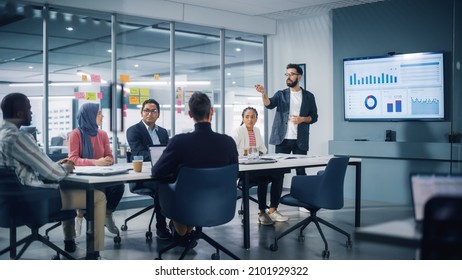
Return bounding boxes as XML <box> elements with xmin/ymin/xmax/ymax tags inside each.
<box><xmin>343</xmin><ymin>51</ymin><xmax>444</xmax><ymax>121</ymax></box>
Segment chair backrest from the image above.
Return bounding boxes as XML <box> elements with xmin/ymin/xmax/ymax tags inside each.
<box><xmin>291</xmin><ymin>157</ymin><xmax>349</xmax><ymax>209</ymax></box>
<box><xmin>50</xmin><ymin>136</ymin><xmax>64</xmax><ymax>146</ymax></box>
<box><xmin>0</xmin><ymin>167</ymin><xmax>60</xmax><ymax>228</ymax></box>
<box><xmin>420</xmin><ymin>196</ymin><xmax>462</xmax><ymax>259</ymax></box>
<box><xmin>160</xmin><ymin>164</ymin><xmax>238</xmax><ymax>227</ymax></box>
<box><xmin>0</xmin><ymin>167</ymin><xmax>34</xmax><ymax>227</ymax></box>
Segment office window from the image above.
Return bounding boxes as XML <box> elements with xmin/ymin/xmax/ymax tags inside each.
<box><xmin>0</xmin><ymin>0</ymin><xmax>266</xmax><ymax>154</ymax></box>
<box><xmin>225</xmin><ymin>30</ymin><xmax>265</xmax><ymax>137</ymax></box>
<box><xmin>46</xmin><ymin>8</ymin><xmax>111</xmax><ymax>149</ymax></box>
<box><xmin>0</xmin><ymin>1</ymin><xmax>44</xmax><ymax>144</ymax></box>
<box><xmin>174</xmin><ymin>23</ymin><xmax>220</xmax><ymax>134</ymax></box>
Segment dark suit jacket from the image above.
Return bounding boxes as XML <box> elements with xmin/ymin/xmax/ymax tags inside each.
<box><xmin>152</xmin><ymin>122</ymin><xmax>239</xmax><ymax>183</ymax></box>
<box><xmin>126</xmin><ymin>120</ymin><xmax>169</xmax><ymax>161</ymax></box>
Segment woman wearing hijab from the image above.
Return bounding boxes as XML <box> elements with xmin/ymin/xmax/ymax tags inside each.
<box><xmin>68</xmin><ymin>103</ymin><xmax>124</xmax><ymax>240</ymax></box>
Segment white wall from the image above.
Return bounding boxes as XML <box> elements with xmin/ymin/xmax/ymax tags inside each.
<box><xmin>266</xmin><ymin>13</ymin><xmax>333</xmax><ymax>156</ymax></box>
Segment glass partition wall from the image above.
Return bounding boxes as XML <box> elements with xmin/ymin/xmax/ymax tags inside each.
<box><xmin>0</xmin><ymin>1</ymin><xmax>265</xmax><ymax>160</ymax></box>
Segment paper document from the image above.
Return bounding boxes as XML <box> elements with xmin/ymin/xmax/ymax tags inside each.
<box><xmin>74</xmin><ymin>166</ymin><xmax>130</xmax><ymax>176</ymax></box>
<box><xmin>239</xmin><ymin>158</ymin><xmax>277</xmax><ymax>165</ymax></box>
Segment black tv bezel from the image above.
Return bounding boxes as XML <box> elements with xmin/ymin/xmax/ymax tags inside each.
<box><xmin>342</xmin><ymin>51</ymin><xmax>445</xmax><ymax>122</ymax></box>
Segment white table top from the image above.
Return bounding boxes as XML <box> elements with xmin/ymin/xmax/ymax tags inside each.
<box><xmin>64</xmin><ymin>163</ymin><xmax>152</xmax><ymax>184</ymax></box>
<box><xmin>238</xmin><ymin>155</ymin><xmax>360</xmax><ymax>171</ymax></box>
<box><xmin>63</xmin><ymin>155</ymin><xmax>360</xmax><ymax>184</ymax></box>
<box><xmin>354</xmin><ymin>218</ymin><xmax>421</xmax><ymax>248</ymax></box>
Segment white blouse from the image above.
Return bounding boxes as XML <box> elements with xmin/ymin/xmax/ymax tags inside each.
<box><xmin>232</xmin><ymin>125</ymin><xmax>267</xmax><ymax>156</ymax></box>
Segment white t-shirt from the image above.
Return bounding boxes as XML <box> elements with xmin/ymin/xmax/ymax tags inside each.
<box><xmin>285</xmin><ymin>90</ymin><xmax>302</xmax><ymax>140</ymax></box>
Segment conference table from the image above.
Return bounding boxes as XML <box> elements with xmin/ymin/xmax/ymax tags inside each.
<box><xmin>63</xmin><ymin>155</ymin><xmax>362</xmax><ymax>257</ymax></box>
<box><xmin>239</xmin><ymin>155</ymin><xmax>362</xmax><ymax>249</ymax></box>
<box><xmin>63</xmin><ymin>163</ymin><xmax>151</xmax><ymax>259</ymax></box>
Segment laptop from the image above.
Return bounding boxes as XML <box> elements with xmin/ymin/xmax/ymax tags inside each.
<box><xmin>410</xmin><ymin>173</ymin><xmax>462</xmax><ymax>228</ymax></box>
<box><xmin>149</xmin><ymin>145</ymin><xmax>167</xmax><ymax>166</ymax></box>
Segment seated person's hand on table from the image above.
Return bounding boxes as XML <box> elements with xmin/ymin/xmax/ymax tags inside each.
<box><xmin>95</xmin><ymin>156</ymin><xmax>113</xmax><ymax>166</ymax></box>
<box><xmin>59</xmin><ymin>158</ymin><xmax>75</xmax><ymax>173</ymax></box>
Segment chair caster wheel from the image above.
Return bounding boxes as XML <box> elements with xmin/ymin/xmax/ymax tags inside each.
<box><xmin>322</xmin><ymin>250</ymin><xmax>330</xmax><ymax>259</ymax></box>
<box><xmin>121</xmin><ymin>224</ymin><xmax>128</xmax><ymax>231</ymax></box>
<box><xmin>114</xmin><ymin>235</ymin><xmax>121</xmax><ymax>244</ymax></box>
<box><xmin>346</xmin><ymin>240</ymin><xmax>352</xmax><ymax>248</ymax></box>
<box><xmin>211</xmin><ymin>253</ymin><xmax>220</xmax><ymax>260</ymax></box>
<box><xmin>269</xmin><ymin>244</ymin><xmax>278</xmax><ymax>251</ymax></box>
<box><xmin>238</xmin><ymin>210</ymin><xmax>243</xmax><ymax>215</ymax></box>
<box><xmin>52</xmin><ymin>255</ymin><xmax>60</xmax><ymax>260</ymax></box>
<box><xmin>155</xmin><ymin>257</ymin><xmax>162</xmax><ymax>260</ymax></box>
<box><xmin>146</xmin><ymin>231</ymin><xmax>153</xmax><ymax>240</ymax></box>
<box><xmin>297</xmin><ymin>235</ymin><xmax>305</xmax><ymax>242</ymax></box>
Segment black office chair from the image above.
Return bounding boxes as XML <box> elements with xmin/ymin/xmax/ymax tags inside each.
<box><xmin>269</xmin><ymin>157</ymin><xmax>352</xmax><ymax>259</ymax></box>
<box><xmin>156</xmin><ymin>164</ymin><xmax>240</xmax><ymax>260</ymax></box>
<box><xmin>120</xmin><ymin>151</ymin><xmax>157</xmax><ymax>241</ymax></box>
<box><xmin>50</xmin><ymin>136</ymin><xmax>65</xmax><ymax>154</ymax></box>
<box><xmin>420</xmin><ymin>196</ymin><xmax>462</xmax><ymax>260</ymax></box>
<box><xmin>0</xmin><ymin>167</ymin><xmax>75</xmax><ymax>260</ymax></box>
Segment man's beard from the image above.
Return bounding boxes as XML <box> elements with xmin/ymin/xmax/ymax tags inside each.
<box><xmin>286</xmin><ymin>79</ymin><xmax>299</xmax><ymax>88</ymax></box>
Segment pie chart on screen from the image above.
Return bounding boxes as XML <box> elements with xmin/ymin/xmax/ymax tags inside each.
<box><xmin>364</xmin><ymin>95</ymin><xmax>377</xmax><ymax>110</ymax></box>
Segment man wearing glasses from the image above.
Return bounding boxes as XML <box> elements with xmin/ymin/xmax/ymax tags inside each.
<box><xmin>255</xmin><ymin>63</ymin><xmax>318</xmax><ymax>175</ymax></box>
<box><xmin>126</xmin><ymin>98</ymin><xmax>171</xmax><ymax>239</ymax></box>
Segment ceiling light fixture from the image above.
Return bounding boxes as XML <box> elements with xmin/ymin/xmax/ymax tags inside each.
<box><xmin>9</xmin><ymin>82</ymin><xmax>93</xmax><ymax>87</ymax></box>
<box><xmin>125</xmin><ymin>81</ymin><xmax>211</xmax><ymax>86</ymax></box>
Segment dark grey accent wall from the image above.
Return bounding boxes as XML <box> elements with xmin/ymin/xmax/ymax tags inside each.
<box><xmin>331</xmin><ymin>0</ymin><xmax>459</xmax><ymax>204</ymax></box>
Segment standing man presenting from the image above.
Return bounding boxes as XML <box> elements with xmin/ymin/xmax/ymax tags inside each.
<box><xmin>126</xmin><ymin>98</ymin><xmax>171</xmax><ymax>239</ymax></box>
<box><xmin>255</xmin><ymin>63</ymin><xmax>318</xmax><ymax>175</ymax></box>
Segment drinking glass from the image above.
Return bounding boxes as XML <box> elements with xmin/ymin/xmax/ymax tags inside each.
<box><xmin>248</xmin><ymin>146</ymin><xmax>259</xmax><ymax>160</ymax></box>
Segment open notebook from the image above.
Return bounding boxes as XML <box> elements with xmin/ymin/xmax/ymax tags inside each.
<box><xmin>74</xmin><ymin>166</ymin><xmax>130</xmax><ymax>176</ymax></box>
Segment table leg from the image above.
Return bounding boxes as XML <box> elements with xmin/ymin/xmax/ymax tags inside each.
<box><xmin>86</xmin><ymin>184</ymin><xmax>95</xmax><ymax>259</ymax></box>
<box><xmin>243</xmin><ymin>172</ymin><xmax>250</xmax><ymax>249</ymax></box>
<box><xmin>354</xmin><ymin>162</ymin><xmax>361</xmax><ymax>227</ymax></box>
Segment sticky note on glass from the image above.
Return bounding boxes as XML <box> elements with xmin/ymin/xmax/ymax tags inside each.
<box><xmin>140</xmin><ymin>97</ymin><xmax>149</xmax><ymax>104</ymax></box>
<box><xmin>91</xmin><ymin>74</ymin><xmax>101</xmax><ymax>83</ymax></box>
<box><xmin>120</xmin><ymin>74</ymin><xmax>130</xmax><ymax>83</ymax></box>
<box><xmin>130</xmin><ymin>87</ymin><xmax>139</xmax><ymax>95</ymax></box>
<box><xmin>85</xmin><ymin>92</ymin><xmax>97</xmax><ymax>100</ymax></box>
<box><xmin>74</xmin><ymin>92</ymin><xmax>85</xmax><ymax>99</ymax></box>
<box><xmin>140</xmin><ymin>88</ymin><xmax>149</xmax><ymax>96</ymax></box>
<box><xmin>97</xmin><ymin>92</ymin><xmax>103</xmax><ymax>99</ymax></box>
<box><xmin>129</xmin><ymin>96</ymin><xmax>139</xmax><ymax>104</ymax></box>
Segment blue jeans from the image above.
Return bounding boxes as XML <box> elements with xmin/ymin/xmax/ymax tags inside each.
<box><xmin>276</xmin><ymin>139</ymin><xmax>307</xmax><ymax>175</ymax></box>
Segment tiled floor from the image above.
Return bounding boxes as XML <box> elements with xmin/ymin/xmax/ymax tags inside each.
<box><xmin>0</xmin><ymin>196</ymin><xmax>416</xmax><ymax>260</ymax></box>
